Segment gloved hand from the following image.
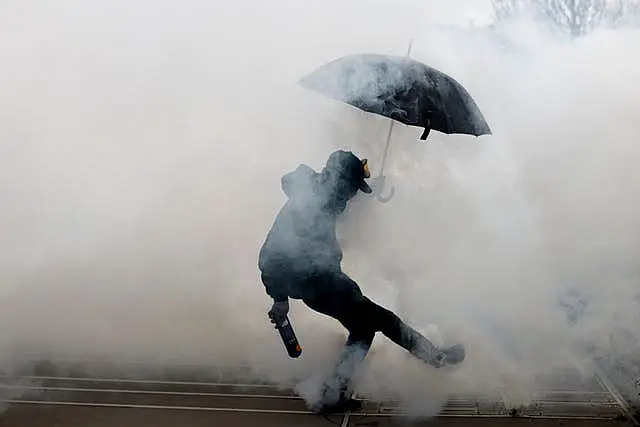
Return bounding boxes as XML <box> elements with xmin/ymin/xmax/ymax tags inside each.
<box><xmin>368</xmin><ymin>175</ymin><xmax>386</xmax><ymax>195</ymax></box>
<box><xmin>268</xmin><ymin>300</ymin><xmax>289</xmax><ymax>326</ymax></box>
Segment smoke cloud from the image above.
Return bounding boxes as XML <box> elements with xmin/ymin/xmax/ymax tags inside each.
<box><xmin>1</xmin><ymin>0</ymin><xmax>639</xmax><ymax>416</ymax></box>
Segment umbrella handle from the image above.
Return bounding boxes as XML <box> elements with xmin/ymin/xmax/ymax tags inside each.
<box><xmin>376</xmin><ymin>186</ymin><xmax>395</xmax><ymax>203</ymax></box>
<box><xmin>370</xmin><ymin>175</ymin><xmax>395</xmax><ymax>203</ymax></box>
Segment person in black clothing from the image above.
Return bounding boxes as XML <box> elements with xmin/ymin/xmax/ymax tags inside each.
<box><xmin>258</xmin><ymin>150</ymin><xmax>465</xmax><ymax>413</ymax></box>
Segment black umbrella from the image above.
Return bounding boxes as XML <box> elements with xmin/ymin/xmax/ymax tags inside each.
<box><xmin>299</xmin><ymin>53</ymin><xmax>492</xmax><ymax>141</ymax></box>
<box><xmin>299</xmin><ymin>50</ymin><xmax>492</xmax><ymax>202</ymax></box>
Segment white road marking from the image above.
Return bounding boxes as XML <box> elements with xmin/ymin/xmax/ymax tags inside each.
<box><xmin>0</xmin><ymin>375</ymin><xmax>281</xmax><ymax>388</ymax></box>
<box><xmin>0</xmin><ymin>384</ymin><xmax>302</xmax><ymax>400</ymax></box>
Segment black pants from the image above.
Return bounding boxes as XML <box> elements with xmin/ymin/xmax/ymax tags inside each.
<box><xmin>262</xmin><ymin>270</ymin><xmax>439</xmax><ymax>405</ymax></box>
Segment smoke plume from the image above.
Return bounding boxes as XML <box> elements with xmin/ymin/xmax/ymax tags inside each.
<box><xmin>1</xmin><ymin>0</ymin><xmax>639</xmax><ymax>416</ymax></box>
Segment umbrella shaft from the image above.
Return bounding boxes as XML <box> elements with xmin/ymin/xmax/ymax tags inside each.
<box><xmin>379</xmin><ymin>120</ymin><xmax>395</xmax><ymax>176</ymax></box>
<box><xmin>378</xmin><ymin>38</ymin><xmax>411</xmax><ymax>177</ymax></box>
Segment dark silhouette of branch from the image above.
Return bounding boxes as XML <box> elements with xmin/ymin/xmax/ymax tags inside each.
<box><xmin>491</xmin><ymin>0</ymin><xmax>640</xmax><ymax>36</ymax></box>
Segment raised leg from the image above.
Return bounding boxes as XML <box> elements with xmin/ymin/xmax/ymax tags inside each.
<box><xmin>300</xmin><ymin>272</ymin><xmax>464</xmax><ymax>411</ymax></box>
<box><xmin>361</xmin><ymin>296</ymin><xmax>465</xmax><ymax>367</ymax></box>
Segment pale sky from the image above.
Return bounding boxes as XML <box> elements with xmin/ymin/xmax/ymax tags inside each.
<box><xmin>423</xmin><ymin>0</ymin><xmax>494</xmax><ymax>26</ymax></box>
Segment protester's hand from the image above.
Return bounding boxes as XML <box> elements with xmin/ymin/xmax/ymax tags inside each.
<box><xmin>368</xmin><ymin>175</ymin><xmax>386</xmax><ymax>195</ymax></box>
<box><xmin>268</xmin><ymin>300</ymin><xmax>289</xmax><ymax>325</ymax></box>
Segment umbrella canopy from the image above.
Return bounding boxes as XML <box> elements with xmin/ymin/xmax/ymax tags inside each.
<box><xmin>299</xmin><ymin>53</ymin><xmax>491</xmax><ymax>140</ymax></box>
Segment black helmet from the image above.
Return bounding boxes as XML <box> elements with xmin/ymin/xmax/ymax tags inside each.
<box><xmin>324</xmin><ymin>150</ymin><xmax>372</xmax><ymax>194</ymax></box>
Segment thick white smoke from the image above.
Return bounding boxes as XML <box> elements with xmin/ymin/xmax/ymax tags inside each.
<box><xmin>0</xmin><ymin>0</ymin><xmax>639</xmax><ymax>416</ymax></box>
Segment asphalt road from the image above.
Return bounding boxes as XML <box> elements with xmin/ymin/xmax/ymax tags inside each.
<box><xmin>0</xmin><ymin>360</ymin><xmax>636</xmax><ymax>427</ymax></box>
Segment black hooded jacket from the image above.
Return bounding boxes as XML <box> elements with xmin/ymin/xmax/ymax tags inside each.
<box><xmin>258</xmin><ymin>164</ymin><xmax>351</xmax><ymax>300</ymax></box>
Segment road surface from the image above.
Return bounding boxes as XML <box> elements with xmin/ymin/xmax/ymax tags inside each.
<box><xmin>0</xmin><ymin>359</ymin><xmax>636</xmax><ymax>426</ymax></box>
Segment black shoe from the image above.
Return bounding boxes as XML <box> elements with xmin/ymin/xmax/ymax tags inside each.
<box><xmin>429</xmin><ymin>343</ymin><xmax>466</xmax><ymax>368</ymax></box>
<box><xmin>314</xmin><ymin>397</ymin><xmax>363</xmax><ymax>414</ymax></box>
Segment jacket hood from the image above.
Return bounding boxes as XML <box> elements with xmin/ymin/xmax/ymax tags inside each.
<box><xmin>280</xmin><ymin>164</ymin><xmax>348</xmax><ymax>215</ymax></box>
<box><xmin>281</xmin><ymin>164</ymin><xmax>317</xmax><ymax>200</ymax></box>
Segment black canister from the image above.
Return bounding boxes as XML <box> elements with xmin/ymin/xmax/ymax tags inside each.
<box><xmin>275</xmin><ymin>316</ymin><xmax>302</xmax><ymax>358</ymax></box>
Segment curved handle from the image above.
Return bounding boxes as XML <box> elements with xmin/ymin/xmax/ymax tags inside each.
<box><xmin>370</xmin><ymin>175</ymin><xmax>395</xmax><ymax>203</ymax></box>
<box><xmin>376</xmin><ymin>186</ymin><xmax>395</xmax><ymax>203</ymax></box>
